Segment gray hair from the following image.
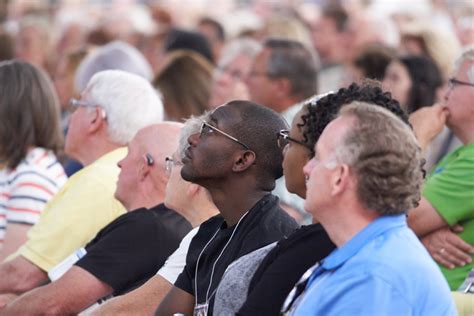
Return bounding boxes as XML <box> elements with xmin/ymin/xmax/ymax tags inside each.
<box><xmin>333</xmin><ymin>101</ymin><xmax>423</xmax><ymax>215</ymax></box>
<box><xmin>85</xmin><ymin>70</ymin><xmax>163</xmax><ymax>144</ymax></box>
<box><xmin>264</xmin><ymin>37</ymin><xmax>319</xmax><ymax>99</ymax></box>
<box><xmin>176</xmin><ymin>114</ymin><xmax>207</xmax><ymax>159</ymax></box>
<box><xmin>454</xmin><ymin>44</ymin><xmax>474</xmax><ymax>84</ymax></box>
<box><xmin>75</xmin><ymin>41</ymin><xmax>153</xmax><ymax>92</ymax></box>
<box><xmin>218</xmin><ymin>37</ymin><xmax>262</xmax><ymax>69</ymax></box>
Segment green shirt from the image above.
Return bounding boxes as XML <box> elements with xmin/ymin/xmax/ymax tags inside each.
<box><xmin>423</xmin><ymin>142</ymin><xmax>474</xmax><ymax>289</ymax></box>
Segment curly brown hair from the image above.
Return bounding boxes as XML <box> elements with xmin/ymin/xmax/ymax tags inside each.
<box><xmin>337</xmin><ymin>102</ymin><xmax>423</xmax><ymax>215</ymax></box>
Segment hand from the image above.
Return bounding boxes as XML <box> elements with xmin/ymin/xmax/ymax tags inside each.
<box><xmin>409</xmin><ymin>104</ymin><xmax>448</xmax><ymax>151</ymax></box>
<box><xmin>421</xmin><ymin>225</ymin><xmax>474</xmax><ymax>269</ymax></box>
<box><xmin>0</xmin><ymin>293</ymin><xmax>18</xmax><ymax>309</ymax></box>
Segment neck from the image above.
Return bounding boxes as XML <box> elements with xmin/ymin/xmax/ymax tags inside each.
<box><xmin>319</xmin><ymin>202</ymin><xmax>379</xmax><ymax>247</ymax></box>
<box><xmin>450</xmin><ymin>124</ymin><xmax>474</xmax><ymax>145</ymax></box>
<box><xmin>186</xmin><ymin>201</ymin><xmax>219</xmax><ymax>228</ymax></box>
<box><xmin>76</xmin><ymin>139</ymin><xmax>121</xmax><ymax>166</ymax></box>
<box><xmin>208</xmin><ymin>184</ymin><xmax>269</xmax><ymax>226</ymax></box>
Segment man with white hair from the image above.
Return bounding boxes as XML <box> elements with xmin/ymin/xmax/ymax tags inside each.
<box><xmin>408</xmin><ymin>45</ymin><xmax>474</xmax><ymax>290</ymax></box>
<box><xmin>285</xmin><ymin>102</ymin><xmax>455</xmax><ymax>314</ymax></box>
<box><xmin>0</xmin><ymin>123</ymin><xmax>192</xmax><ymax>314</ymax></box>
<box><xmin>0</xmin><ymin>70</ymin><xmax>163</xmax><ymax>295</ymax></box>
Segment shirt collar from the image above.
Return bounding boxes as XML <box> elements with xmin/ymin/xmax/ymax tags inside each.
<box><xmin>321</xmin><ymin>214</ymin><xmax>407</xmax><ymax>271</ymax></box>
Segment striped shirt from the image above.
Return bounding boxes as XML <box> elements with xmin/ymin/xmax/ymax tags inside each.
<box><xmin>0</xmin><ymin>148</ymin><xmax>67</xmax><ymax>249</ymax></box>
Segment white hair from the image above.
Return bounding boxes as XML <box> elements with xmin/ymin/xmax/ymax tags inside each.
<box><xmin>75</xmin><ymin>41</ymin><xmax>153</xmax><ymax>92</ymax></box>
<box><xmin>218</xmin><ymin>37</ymin><xmax>262</xmax><ymax>69</ymax></box>
<box><xmin>177</xmin><ymin>114</ymin><xmax>206</xmax><ymax>159</ymax></box>
<box><xmin>454</xmin><ymin>44</ymin><xmax>474</xmax><ymax>84</ymax></box>
<box><xmin>85</xmin><ymin>70</ymin><xmax>164</xmax><ymax>144</ymax></box>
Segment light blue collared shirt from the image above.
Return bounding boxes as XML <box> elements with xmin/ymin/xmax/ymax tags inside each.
<box><xmin>292</xmin><ymin>215</ymin><xmax>457</xmax><ymax>316</ymax></box>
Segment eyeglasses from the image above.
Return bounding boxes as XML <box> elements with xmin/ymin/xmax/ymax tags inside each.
<box><xmin>200</xmin><ymin>120</ymin><xmax>251</xmax><ymax>150</ymax></box>
<box><xmin>277</xmin><ymin>130</ymin><xmax>312</xmax><ymax>151</ymax></box>
<box><xmin>448</xmin><ymin>78</ymin><xmax>474</xmax><ymax>88</ymax></box>
<box><xmin>69</xmin><ymin>98</ymin><xmax>107</xmax><ymax>119</ymax></box>
<box><xmin>165</xmin><ymin>156</ymin><xmax>183</xmax><ymax>175</ymax></box>
<box><xmin>144</xmin><ymin>153</ymin><xmax>154</xmax><ymax>166</ymax></box>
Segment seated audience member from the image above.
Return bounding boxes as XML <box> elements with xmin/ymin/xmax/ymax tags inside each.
<box><xmin>197</xmin><ymin>17</ymin><xmax>226</xmax><ymax>62</ymax></box>
<box><xmin>0</xmin><ymin>61</ymin><xmax>67</xmax><ymax>261</ymax></box>
<box><xmin>245</xmin><ymin>37</ymin><xmax>319</xmax><ymax>223</ymax></box>
<box><xmin>383</xmin><ymin>55</ymin><xmax>443</xmax><ymax>114</ymax></box>
<box><xmin>0</xmin><ymin>123</ymin><xmax>191</xmax><ymax>314</ymax></box>
<box><xmin>408</xmin><ymin>46</ymin><xmax>474</xmax><ymax>290</ymax></box>
<box><xmin>156</xmin><ymin>101</ymin><xmax>299</xmax><ymax>315</ymax></box>
<box><xmin>74</xmin><ymin>40</ymin><xmax>154</xmax><ymax>93</ymax></box>
<box><xmin>0</xmin><ymin>70</ymin><xmax>163</xmax><ymax>294</ymax></box>
<box><xmin>209</xmin><ymin>38</ymin><xmax>262</xmax><ymax>108</ymax></box>
<box><xmin>286</xmin><ymin>102</ymin><xmax>455</xmax><ymax>314</ymax></box>
<box><xmin>153</xmin><ymin>50</ymin><xmax>214</xmax><ymax>121</ymax></box>
<box><xmin>213</xmin><ymin>82</ymin><xmax>409</xmax><ymax>315</ymax></box>
<box><xmin>350</xmin><ymin>43</ymin><xmax>396</xmax><ymax>82</ymax></box>
<box><xmin>91</xmin><ymin>115</ymin><xmax>219</xmax><ymax>315</ymax></box>
<box><xmin>164</xmin><ymin>28</ymin><xmax>214</xmax><ymax>64</ymax></box>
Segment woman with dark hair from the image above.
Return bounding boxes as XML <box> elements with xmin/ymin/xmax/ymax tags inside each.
<box><xmin>0</xmin><ymin>60</ymin><xmax>67</xmax><ymax>260</ymax></box>
<box><xmin>383</xmin><ymin>55</ymin><xmax>443</xmax><ymax>114</ymax></box>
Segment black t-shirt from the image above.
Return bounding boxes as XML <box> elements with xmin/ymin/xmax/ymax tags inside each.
<box><xmin>237</xmin><ymin>223</ymin><xmax>336</xmax><ymax>315</ymax></box>
<box><xmin>76</xmin><ymin>203</ymin><xmax>192</xmax><ymax>295</ymax></box>
<box><xmin>174</xmin><ymin>194</ymin><xmax>299</xmax><ymax>315</ymax></box>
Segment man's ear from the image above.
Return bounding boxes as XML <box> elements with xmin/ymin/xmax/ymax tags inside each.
<box><xmin>232</xmin><ymin>151</ymin><xmax>256</xmax><ymax>172</ymax></box>
<box><xmin>331</xmin><ymin>164</ymin><xmax>351</xmax><ymax>196</ymax></box>
<box><xmin>87</xmin><ymin>107</ymin><xmax>106</xmax><ymax>134</ymax></box>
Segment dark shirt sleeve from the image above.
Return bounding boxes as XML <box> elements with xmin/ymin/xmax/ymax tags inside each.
<box><xmin>75</xmin><ymin>211</ymin><xmax>170</xmax><ymax>295</ymax></box>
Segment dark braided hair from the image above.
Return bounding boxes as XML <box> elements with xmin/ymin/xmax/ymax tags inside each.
<box><xmin>299</xmin><ymin>81</ymin><xmax>409</xmax><ymax>157</ymax></box>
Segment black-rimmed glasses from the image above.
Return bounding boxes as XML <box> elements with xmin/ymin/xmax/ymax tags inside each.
<box><xmin>277</xmin><ymin>130</ymin><xmax>312</xmax><ymax>151</ymax></box>
<box><xmin>448</xmin><ymin>78</ymin><xmax>474</xmax><ymax>88</ymax></box>
<box><xmin>200</xmin><ymin>120</ymin><xmax>251</xmax><ymax>150</ymax></box>
<box><xmin>165</xmin><ymin>156</ymin><xmax>183</xmax><ymax>175</ymax></box>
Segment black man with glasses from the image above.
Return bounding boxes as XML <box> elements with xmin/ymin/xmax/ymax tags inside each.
<box><xmin>156</xmin><ymin>100</ymin><xmax>298</xmax><ymax>316</ymax></box>
<box><xmin>407</xmin><ymin>46</ymin><xmax>474</xmax><ymax>290</ymax></box>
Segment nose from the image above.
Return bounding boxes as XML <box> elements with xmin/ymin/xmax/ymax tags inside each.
<box><xmin>117</xmin><ymin>157</ymin><xmax>124</xmax><ymax>169</ymax></box>
<box><xmin>188</xmin><ymin>132</ymin><xmax>200</xmax><ymax>146</ymax></box>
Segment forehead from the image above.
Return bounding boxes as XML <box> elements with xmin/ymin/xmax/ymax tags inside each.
<box><xmin>316</xmin><ymin>116</ymin><xmax>353</xmax><ymax>154</ymax></box>
<box><xmin>209</xmin><ymin>104</ymin><xmax>241</xmax><ymax>128</ymax></box>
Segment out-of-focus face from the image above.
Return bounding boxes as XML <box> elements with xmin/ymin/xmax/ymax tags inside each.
<box><xmin>282</xmin><ymin>107</ymin><xmax>313</xmax><ymax>198</ymax></box>
<box><xmin>209</xmin><ymin>54</ymin><xmax>253</xmax><ymax>108</ymax></box>
<box><xmin>115</xmin><ymin>136</ymin><xmax>143</xmax><ymax>210</ymax></box>
<box><xmin>245</xmin><ymin>48</ymin><xmax>277</xmax><ymax>108</ymax></box>
<box><xmin>444</xmin><ymin>61</ymin><xmax>474</xmax><ymax>133</ymax></box>
<box><xmin>64</xmin><ymin>94</ymin><xmax>93</xmax><ymax>162</ymax></box>
<box><xmin>54</xmin><ymin>57</ymin><xmax>75</xmax><ymax>110</ymax></box>
<box><xmin>164</xmin><ymin>152</ymin><xmax>188</xmax><ymax>212</ymax></box>
<box><xmin>312</xmin><ymin>16</ymin><xmax>339</xmax><ymax>62</ymax></box>
<box><xmin>382</xmin><ymin>61</ymin><xmax>412</xmax><ymax>111</ymax></box>
<box><xmin>303</xmin><ymin>116</ymin><xmax>351</xmax><ymax>219</ymax></box>
<box><xmin>15</xmin><ymin>26</ymin><xmax>47</xmax><ymax>68</ymax></box>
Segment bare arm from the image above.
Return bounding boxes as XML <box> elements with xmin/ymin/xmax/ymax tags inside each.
<box><xmin>93</xmin><ymin>274</ymin><xmax>172</xmax><ymax>316</ymax></box>
<box><xmin>0</xmin><ymin>266</ymin><xmax>112</xmax><ymax>315</ymax></box>
<box><xmin>0</xmin><ymin>256</ymin><xmax>47</xmax><ymax>294</ymax></box>
<box><xmin>407</xmin><ymin>197</ymin><xmax>448</xmax><ymax>237</ymax></box>
<box><xmin>155</xmin><ymin>286</ymin><xmax>195</xmax><ymax>316</ymax></box>
<box><xmin>0</xmin><ymin>224</ymin><xmax>30</xmax><ymax>262</ymax></box>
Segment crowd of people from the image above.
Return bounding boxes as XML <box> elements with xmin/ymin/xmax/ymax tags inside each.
<box><xmin>0</xmin><ymin>0</ymin><xmax>473</xmax><ymax>314</ymax></box>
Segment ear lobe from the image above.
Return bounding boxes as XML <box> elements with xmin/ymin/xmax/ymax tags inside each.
<box><xmin>187</xmin><ymin>183</ymin><xmax>200</xmax><ymax>197</ymax></box>
<box><xmin>232</xmin><ymin>151</ymin><xmax>256</xmax><ymax>172</ymax></box>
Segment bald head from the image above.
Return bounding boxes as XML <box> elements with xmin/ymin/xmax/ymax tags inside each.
<box><xmin>115</xmin><ymin>122</ymin><xmax>183</xmax><ymax>211</ymax></box>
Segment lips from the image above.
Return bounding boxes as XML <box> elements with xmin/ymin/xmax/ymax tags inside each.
<box><xmin>182</xmin><ymin>147</ymin><xmax>192</xmax><ymax>163</ymax></box>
